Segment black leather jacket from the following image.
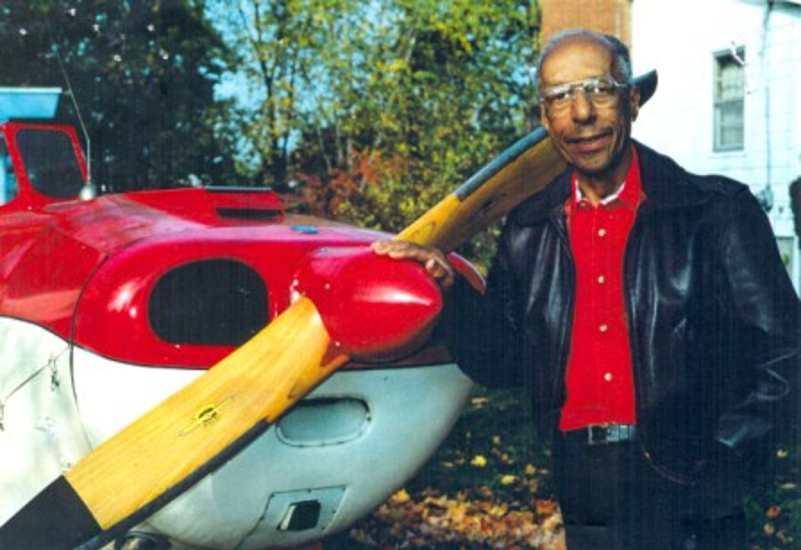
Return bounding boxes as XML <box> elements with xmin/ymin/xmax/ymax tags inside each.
<box><xmin>450</xmin><ymin>141</ymin><xmax>800</xmax><ymax>483</ymax></box>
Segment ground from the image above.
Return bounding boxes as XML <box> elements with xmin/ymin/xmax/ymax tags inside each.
<box><xmin>326</xmin><ymin>387</ymin><xmax>801</xmax><ymax>549</ymax></box>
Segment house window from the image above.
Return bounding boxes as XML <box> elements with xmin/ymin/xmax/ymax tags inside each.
<box><xmin>713</xmin><ymin>49</ymin><xmax>745</xmax><ymax>151</ymax></box>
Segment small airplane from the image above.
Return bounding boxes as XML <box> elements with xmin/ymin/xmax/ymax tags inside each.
<box><xmin>0</xmin><ymin>119</ymin><xmax>478</xmax><ymax>548</ymax></box>
<box><xmin>0</xmin><ymin>71</ymin><xmax>657</xmax><ymax>549</ymax></box>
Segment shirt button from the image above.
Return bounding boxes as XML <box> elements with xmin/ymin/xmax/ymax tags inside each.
<box><xmin>598</xmin><ymin>228</ymin><xmax>607</xmax><ymax>237</ymax></box>
<box><xmin>597</xmin><ymin>275</ymin><xmax>606</xmax><ymax>284</ymax></box>
<box><xmin>599</xmin><ymin>324</ymin><xmax>609</xmax><ymax>333</ymax></box>
<box><xmin>604</xmin><ymin>372</ymin><xmax>613</xmax><ymax>382</ymax></box>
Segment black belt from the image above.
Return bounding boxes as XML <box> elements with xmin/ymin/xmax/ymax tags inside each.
<box><xmin>562</xmin><ymin>424</ymin><xmax>637</xmax><ymax>446</ymax></box>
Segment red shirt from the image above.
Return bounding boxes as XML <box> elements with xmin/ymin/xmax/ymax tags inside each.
<box><xmin>559</xmin><ymin>148</ymin><xmax>644</xmax><ymax>431</ymax></box>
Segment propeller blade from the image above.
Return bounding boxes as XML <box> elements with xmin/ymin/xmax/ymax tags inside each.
<box><xmin>1</xmin><ymin>71</ymin><xmax>657</xmax><ymax>549</ymax></box>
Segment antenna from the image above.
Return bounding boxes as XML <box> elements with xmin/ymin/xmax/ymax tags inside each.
<box><xmin>44</xmin><ymin>11</ymin><xmax>97</xmax><ymax>200</ymax></box>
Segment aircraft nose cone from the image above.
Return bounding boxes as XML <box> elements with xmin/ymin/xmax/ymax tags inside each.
<box><xmin>294</xmin><ymin>247</ymin><xmax>443</xmax><ymax>361</ymax></box>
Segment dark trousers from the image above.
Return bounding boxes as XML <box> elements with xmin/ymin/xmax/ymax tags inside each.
<box><xmin>552</xmin><ymin>434</ymin><xmax>748</xmax><ymax>549</ymax></box>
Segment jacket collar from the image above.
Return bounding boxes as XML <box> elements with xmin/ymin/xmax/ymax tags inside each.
<box><xmin>634</xmin><ymin>141</ymin><xmax>713</xmax><ymax>211</ymax></box>
<box><xmin>510</xmin><ymin>139</ymin><xmax>714</xmax><ymax>226</ymax></box>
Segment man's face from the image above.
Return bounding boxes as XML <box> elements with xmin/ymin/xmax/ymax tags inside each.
<box><xmin>539</xmin><ymin>37</ymin><xmax>640</xmax><ymax>181</ymax></box>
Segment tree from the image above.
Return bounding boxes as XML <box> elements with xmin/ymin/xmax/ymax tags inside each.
<box><xmin>0</xmin><ymin>0</ymin><xmax>237</xmax><ymax>190</ymax></box>
<box><xmin>223</xmin><ymin>0</ymin><xmax>540</xmax><ymax>263</ymax></box>
<box><xmin>211</xmin><ymin>0</ymin><xmax>362</xmax><ymax>192</ymax></box>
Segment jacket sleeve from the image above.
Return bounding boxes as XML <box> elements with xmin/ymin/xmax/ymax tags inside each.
<box><xmin>439</xmin><ymin>224</ymin><xmax>528</xmax><ymax>388</ymax></box>
<box><xmin>715</xmin><ymin>188</ymin><xmax>801</xmax><ymax>459</ymax></box>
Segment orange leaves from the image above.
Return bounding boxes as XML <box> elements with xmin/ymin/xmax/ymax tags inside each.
<box><xmin>757</xmin><ymin>499</ymin><xmax>799</xmax><ymax>546</ymax></box>
<box><xmin>767</xmin><ymin>505</ymin><xmax>782</xmax><ymax>518</ymax></box>
<box><xmin>351</xmin><ymin>488</ymin><xmax>565</xmax><ymax>549</ymax></box>
<box><xmin>293</xmin><ymin>149</ymin><xmax>408</xmax><ymax>221</ymax></box>
<box><xmin>389</xmin><ymin>488</ymin><xmax>412</xmax><ymax>505</ymax></box>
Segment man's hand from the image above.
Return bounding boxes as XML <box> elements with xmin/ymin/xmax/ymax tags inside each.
<box><xmin>372</xmin><ymin>240</ymin><xmax>456</xmax><ymax>288</ymax></box>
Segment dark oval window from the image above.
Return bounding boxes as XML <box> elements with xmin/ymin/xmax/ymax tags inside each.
<box><xmin>16</xmin><ymin>129</ymin><xmax>84</xmax><ymax>199</ymax></box>
<box><xmin>149</xmin><ymin>260</ymin><xmax>268</xmax><ymax>346</ymax></box>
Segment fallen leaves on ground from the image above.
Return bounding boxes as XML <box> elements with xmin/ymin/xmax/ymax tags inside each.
<box><xmin>347</xmin><ymin>487</ymin><xmax>566</xmax><ymax>549</ymax></box>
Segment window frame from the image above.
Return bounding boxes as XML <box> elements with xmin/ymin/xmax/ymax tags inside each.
<box><xmin>712</xmin><ymin>47</ymin><xmax>746</xmax><ymax>153</ymax></box>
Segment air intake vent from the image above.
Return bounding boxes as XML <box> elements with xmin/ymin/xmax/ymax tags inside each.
<box><xmin>277</xmin><ymin>398</ymin><xmax>370</xmax><ymax>446</ymax></box>
<box><xmin>216</xmin><ymin>207</ymin><xmax>282</xmax><ymax>221</ymax></box>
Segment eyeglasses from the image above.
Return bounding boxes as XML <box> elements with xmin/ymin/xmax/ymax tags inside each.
<box><xmin>540</xmin><ymin>76</ymin><xmax>627</xmax><ymax>112</ymax></box>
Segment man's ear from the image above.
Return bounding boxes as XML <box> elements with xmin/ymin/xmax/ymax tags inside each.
<box><xmin>540</xmin><ymin>106</ymin><xmax>551</xmax><ymax>133</ymax></box>
<box><xmin>629</xmin><ymin>85</ymin><xmax>641</xmax><ymax>121</ymax></box>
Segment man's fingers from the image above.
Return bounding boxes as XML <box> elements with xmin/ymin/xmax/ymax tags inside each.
<box><xmin>372</xmin><ymin>240</ymin><xmax>455</xmax><ymax>287</ymax></box>
<box><xmin>372</xmin><ymin>240</ymin><xmax>425</xmax><ymax>260</ymax></box>
<box><xmin>373</xmin><ymin>240</ymin><xmax>422</xmax><ymax>257</ymax></box>
<box><xmin>371</xmin><ymin>240</ymin><xmax>392</xmax><ymax>254</ymax></box>
<box><xmin>425</xmin><ymin>258</ymin><xmax>455</xmax><ymax>287</ymax></box>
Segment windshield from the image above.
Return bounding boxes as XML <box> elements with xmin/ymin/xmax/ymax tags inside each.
<box><xmin>16</xmin><ymin>129</ymin><xmax>84</xmax><ymax>199</ymax></box>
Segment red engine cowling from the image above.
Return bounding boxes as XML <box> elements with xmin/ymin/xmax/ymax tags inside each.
<box><xmin>293</xmin><ymin>247</ymin><xmax>443</xmax><ymax>361</ymax></box>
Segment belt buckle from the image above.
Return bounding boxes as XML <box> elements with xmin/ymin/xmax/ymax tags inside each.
<box><xmin>587</xmin><ymin>425</ymin><xmax>609</xmax><ymax>446</ymax></box>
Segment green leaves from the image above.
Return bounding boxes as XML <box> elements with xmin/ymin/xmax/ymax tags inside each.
<box><xmin>223</xmin><ymin>0</ymin><xmax>540</xmax><ymax>262</ymax></box>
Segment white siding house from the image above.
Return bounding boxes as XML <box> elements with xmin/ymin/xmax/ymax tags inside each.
<box><xmin>631</xmin><ymin>0</ymin><xmax>801</xmax><ymax>291</ymax></box>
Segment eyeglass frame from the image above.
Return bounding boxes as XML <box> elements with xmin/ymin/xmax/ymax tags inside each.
<box><xmin>539</xmin><ymin>75</ymin><xmax>630</xmax><ymax>113</ymax></box>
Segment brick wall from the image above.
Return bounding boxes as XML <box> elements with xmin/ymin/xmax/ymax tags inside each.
<box><xmin>541</xmin><ymin>0</ymin><xmax>632</xmax><ymax>48</ymax></box>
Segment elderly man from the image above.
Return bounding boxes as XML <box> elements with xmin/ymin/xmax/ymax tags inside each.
<box><xmin>374</xmin><ymin>29</ymin><xmax>799</xmax><ymax>549</ymax></box>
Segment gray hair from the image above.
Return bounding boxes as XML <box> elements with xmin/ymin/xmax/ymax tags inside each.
<box><xmin>535</xmin><ymin>29</ymin><xmax>632</xmax><ymax>90</ymax></box>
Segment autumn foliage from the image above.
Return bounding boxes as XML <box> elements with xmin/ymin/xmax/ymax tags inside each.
<box><xmin>349</xmin><ymin>487</ymin><xmax>565</xmax><ymax>549</ymax></box>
